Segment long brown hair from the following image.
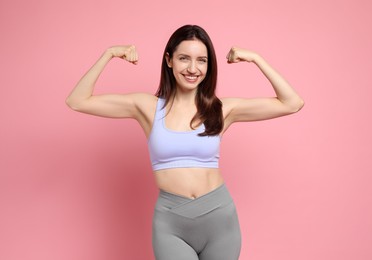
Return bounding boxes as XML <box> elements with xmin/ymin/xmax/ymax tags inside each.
<box><xmin>155</xmin><ymin>25</ymin><xmax>223</xmax><ymax>136</ymax></box>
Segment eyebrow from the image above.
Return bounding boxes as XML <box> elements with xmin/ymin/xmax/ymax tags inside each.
<box><xmin>177</xmin><ymin>54</ymin><xmax>208</xmax><ymax>59</ymax></box>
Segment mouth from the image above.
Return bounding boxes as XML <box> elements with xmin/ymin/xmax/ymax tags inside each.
<box><xmin>183</xmin><ymin>74</ymin><xmax>199</xmax><ymax>83</ymax></box>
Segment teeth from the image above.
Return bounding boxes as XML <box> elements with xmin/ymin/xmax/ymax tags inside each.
<box><xmin>185</xmin><ymin>75</ymin><xmax>197</xmax><ymax>80</ymax></box>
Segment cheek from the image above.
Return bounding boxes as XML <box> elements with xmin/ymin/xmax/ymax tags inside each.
<box><xmin>201</xmin><ymin>65</ymin><xmax>208</xmax><ymax>76</ymax></box>
<box><xmin>172</xmin><ymin>63</ymin><xmax>186</xmax><ymax>74</ymax></box>
<box><xmin>171</xmin><ymin>66</ymin><xmax>180</xmax><ymax>77</ymax></box>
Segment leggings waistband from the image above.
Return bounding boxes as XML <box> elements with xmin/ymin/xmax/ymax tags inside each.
<box><xmin>155</xmin><ymin>184</ymin><xmax>233</xmax><ymax>219</ymax></box>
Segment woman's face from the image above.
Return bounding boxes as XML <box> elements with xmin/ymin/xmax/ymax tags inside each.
<box><xmin>167</xmin><ymin>39</ymin><xmax>208</xmax><ymax>92</ymax></box>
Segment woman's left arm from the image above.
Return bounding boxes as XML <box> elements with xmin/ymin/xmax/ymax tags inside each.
<box><xmin>223</xmin><ymin>47</ymin><xmax>304</xmax><ymax>127</ymax></box>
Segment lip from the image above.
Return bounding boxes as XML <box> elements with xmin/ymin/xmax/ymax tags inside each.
<box><xmin>183</xmin><ymin>74</ymin><xmax>200</xmax><ymax>83</ymax></box>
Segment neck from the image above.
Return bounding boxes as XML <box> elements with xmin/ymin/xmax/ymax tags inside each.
<box><xmin>173</xmin><ymin>89</ymin><xmax>197</xmax><ymax>105</ymax></box>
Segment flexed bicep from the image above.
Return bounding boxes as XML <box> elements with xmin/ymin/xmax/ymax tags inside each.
<box><xmin>70</xmin><ymin>93</ymin><xmax>140</xmax><ymax>118</ymax></box>
<box><xmin>66</xmin><ymin>45</ymin><xmax>140</xmax><ymax>117</ymax></box>
<box><xmin>224</xmin><ymin>97</ymin><xmax>299</xmax><ymax>122</ymax></box>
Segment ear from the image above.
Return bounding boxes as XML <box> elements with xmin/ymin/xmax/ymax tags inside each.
<box><xmin>165</xmin><ymin>53</ymin><xmax>172</xmax><ymax>68</ymax></box>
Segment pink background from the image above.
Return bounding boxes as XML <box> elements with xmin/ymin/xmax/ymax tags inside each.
<box><xmin>1</xmin><ymin>0</ymin><xmax>371</xmax><ymax>259</ymax></box>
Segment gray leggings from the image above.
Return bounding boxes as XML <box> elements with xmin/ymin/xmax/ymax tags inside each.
<box><xmin>152</xmin><ymin>184</ymin><xmax>241</xmax><ymax>260</ymax></box>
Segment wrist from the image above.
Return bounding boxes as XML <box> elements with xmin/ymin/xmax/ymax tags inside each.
<box><xmin>251</xmin><ymin>53</ymin><xmax>263</xmax><ymax>64</ymax></box>
<box><xmin>103</xmin><ymin>48</ymin><xmax>115</xmax><ymax>59</ymax></box>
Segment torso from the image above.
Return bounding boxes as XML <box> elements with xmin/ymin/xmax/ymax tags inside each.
<box><xmin>154</xmin><ymin>168</ymin><xmax>224</xmax><ymax>199</ymax></box>
<box><xmin>135</xmin><ymin>94</ymin><xmax>233</xmax><ymax>199</ymax></box>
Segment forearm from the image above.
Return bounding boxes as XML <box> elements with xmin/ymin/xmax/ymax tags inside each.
<box><xmin>253</xmin><ymin>54</ymin><xmax>304</xmax><ymax>110</ymax></box>
<box><xmin>66</xmin><ymin>50</ymin><xmax>113</xmax><ymax>108</ymax></box>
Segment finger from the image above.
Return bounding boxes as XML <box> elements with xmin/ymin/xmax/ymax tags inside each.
<box><xmin>131</xmin><ymin>51</ymin><xmax>138</xmax><ymax>63</ymax></box>
<box><xmin>125</xmin><ymin>50</ymin><xmax>134</xmax><ymax>62</ymax></box>
<box><xmin>227</xmin><ymin>55</ymin><xmax>239</xmax><ymax>64</ymax></box>
<box><xmin>121</xmin><ymin>49</ymin><xmax>129</xmax><ymax>60</ymax></box>
<box><xmin>227</xmin><ymin>53</ymin><xmax>234</xmax><ymax>63</ymax></box>
<box><xmin>127</xmin><ymin>50</ymin><xmax>138</xmax><ymax>64</ymax></box>
<box><xmin>124</xmin><ymin>45</ymin><xmax>134</xmax><ymax>60</ymax></box>
<box><xmin>226</xmin><ymin>49</ymin><xmax>233</xmax><ymax>60</ymax></box>
<box><xmin>227</xmin><ymin>48</ymin><xmax>236</xmax><ymax>62</ymax></box>
<box><xmin>134</xmin><ymin>52</ymin><xmax>139</xmax><ymax>63</ymax></box>
<box><xmin>131</xmin><ymin>54</ymin><xmax>139</xmax><ymax>65</ymax></box>
<box><xmin>130</xmin><ymin>47</ymin><xmax>138</xmax><ymax>61</ymax></box>
<box><xmin>226</xmin><ymin>51</ymin><xmax>230</xmax><ymax>60</ymax></box>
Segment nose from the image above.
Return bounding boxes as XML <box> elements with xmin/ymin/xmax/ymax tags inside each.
<box><xmin>187</xmin><ymin>61</ymin><xmax>197</xmax><ymax>73</ymax></box>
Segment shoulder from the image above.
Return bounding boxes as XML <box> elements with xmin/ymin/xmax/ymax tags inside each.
<box><xmin>130</xmin><ymin>93</ymin><xmax>158</xmax><ymax>112</ymax></box>
<box><xmin>128</xmin><ymin>93</ymin><xmax>159</xmax><ymax>136</ymax></box>
<box><xmin>220</xmin><ymin>97</ymin><xmax>255</xmax><ymax>131</ymax></box>
<box><xmin>131</xmin><ymin>94</ymin><xmax>160</xmax><ymax>123</ymax></box>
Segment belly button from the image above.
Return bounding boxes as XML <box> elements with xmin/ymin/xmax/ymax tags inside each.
<box><xmin>191</xmin><ymin>195</ymin><xmax>196</xmax><ymax>199</ymax></box>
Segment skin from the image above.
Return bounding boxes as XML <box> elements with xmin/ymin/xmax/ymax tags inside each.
<box><xmin>66</xmin><ymin>40</ymin><xmax>304</xmax><ymax>199</ymax></box>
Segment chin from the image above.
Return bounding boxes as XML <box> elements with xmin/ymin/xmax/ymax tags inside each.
<box><xmin>177</xmin><ymin>83</ymin><xmax>200</xmax><ymax>92</ymax></box>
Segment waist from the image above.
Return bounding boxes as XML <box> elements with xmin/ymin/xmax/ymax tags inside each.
<box><xmin>155</xmin><ymin>183</ymin><xmax>233</xmax><ymax>218</ymax></box>
<box><xmin>154</xmin><ymin>168</ymin><xmax>224</xmax><ymax>199</ymax></box>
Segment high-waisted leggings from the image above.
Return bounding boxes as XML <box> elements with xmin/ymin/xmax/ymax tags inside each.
<box><xmin>152</xmin><ymin>184</ymin><xmax>241</xmax><ymax>260</ymax></box>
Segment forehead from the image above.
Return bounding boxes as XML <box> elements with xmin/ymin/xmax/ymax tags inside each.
<box><xmin>174</xmin><ymin>40</ymin><xmax>208</xmax><ymax>56</ymax></box>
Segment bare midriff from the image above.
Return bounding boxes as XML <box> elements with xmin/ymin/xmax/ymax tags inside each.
<box><xmin>154</xmin><ymin>168</ymin><xmax>224</xmax><ymax>199</ymax></box>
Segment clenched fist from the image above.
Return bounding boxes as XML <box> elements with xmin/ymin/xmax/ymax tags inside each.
<box><xmin>106</xmin><ymin>45</ymin><xmax>139</xmax><ymax>65</ymax></box>
<box><xmin>226</xmin><ymin>47</ymin><xmax>258</xmax><ymax>63</ymax></box>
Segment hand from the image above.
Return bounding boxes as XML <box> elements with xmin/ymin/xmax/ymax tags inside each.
<box><xmin>226</xmin><ymin>47</ymin><xmax>258</xmax><ymax>63</ymax></box>
<box><xmin>106</xmin><ymin>45</ymin><xmax>139</xmax><ymax>64</ymax></box>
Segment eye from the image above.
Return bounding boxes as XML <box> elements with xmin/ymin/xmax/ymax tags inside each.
<box><xmin>198</xmin><ymin>58</ymin><xmax>208</xmax><ymax>64</ymax></box>
<box><xmin>179</xmin><ymin>56</ymin><xmax>188</xmax><ymax>61</ymax></box>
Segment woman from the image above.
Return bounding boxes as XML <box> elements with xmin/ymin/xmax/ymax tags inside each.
<box><xmin>66</xmin><ymin>25</ymin><xmax>304</xmax><ymax>260</ymax></box>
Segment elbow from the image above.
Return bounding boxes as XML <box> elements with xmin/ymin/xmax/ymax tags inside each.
<box><xmin>289</xmin><ymin>98</ymin><xmax>305</xmax><ymax>113</ymax></box>
<box><xmin>297</xmin><ymin>98</ymin><xmax>305</xmax><ymax>111</ymax></box>
<box><xmin>65</xmin><ymin>97</ymin><xmax>81</xmax><ymax>111</ymax></box>
<box><xmin>65</xmin><ymin>97</ymin><xmax>74</xmax><ymax>110</ymax></box>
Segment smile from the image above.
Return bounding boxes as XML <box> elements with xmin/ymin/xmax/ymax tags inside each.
<box><xmin>183</xmin><ymin>75</ymin><xmax>199</xmax><ymax>82</ymax></box>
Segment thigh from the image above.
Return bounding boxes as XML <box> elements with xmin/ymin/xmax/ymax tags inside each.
<box><xmin>153</xmin><ymin>233</ymin><xmax>199</xmax><ymax>260</ymax></box>
<box><xmin>152</xmin><ymin>211</ymin><xmax>198</xmax><ymax>260</ymax></box>
<box><xmin>199</xmin><ymin>202</ymin><xmax>242</xmax><ymax>260</ymax></box>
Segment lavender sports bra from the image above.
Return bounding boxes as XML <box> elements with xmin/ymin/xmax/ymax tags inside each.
<box><xmin>147</xmin><ymin>98</ymin><xmax>220</xmax><ymax>171</ymax></box>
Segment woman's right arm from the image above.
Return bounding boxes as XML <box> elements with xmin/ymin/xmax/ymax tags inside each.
<box><xmin>66</xmin><ymin>45</ymin><xmax>150</xmax><ymax>119</ymax></box>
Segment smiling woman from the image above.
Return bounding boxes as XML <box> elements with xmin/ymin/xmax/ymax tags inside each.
<box><xmin>166</xmin><ymin>40</ymin><xmax>208</xmax><ymax>90</ymax></box>
<box><xmin>156</xmin><ymin>25</ymin><xmax>222</xmax><ymax>137</ymax></box>
<box><xmin>66</xmin><ymin>24</ymin><xmax>303</xmax><ymax>260</ymax></box>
